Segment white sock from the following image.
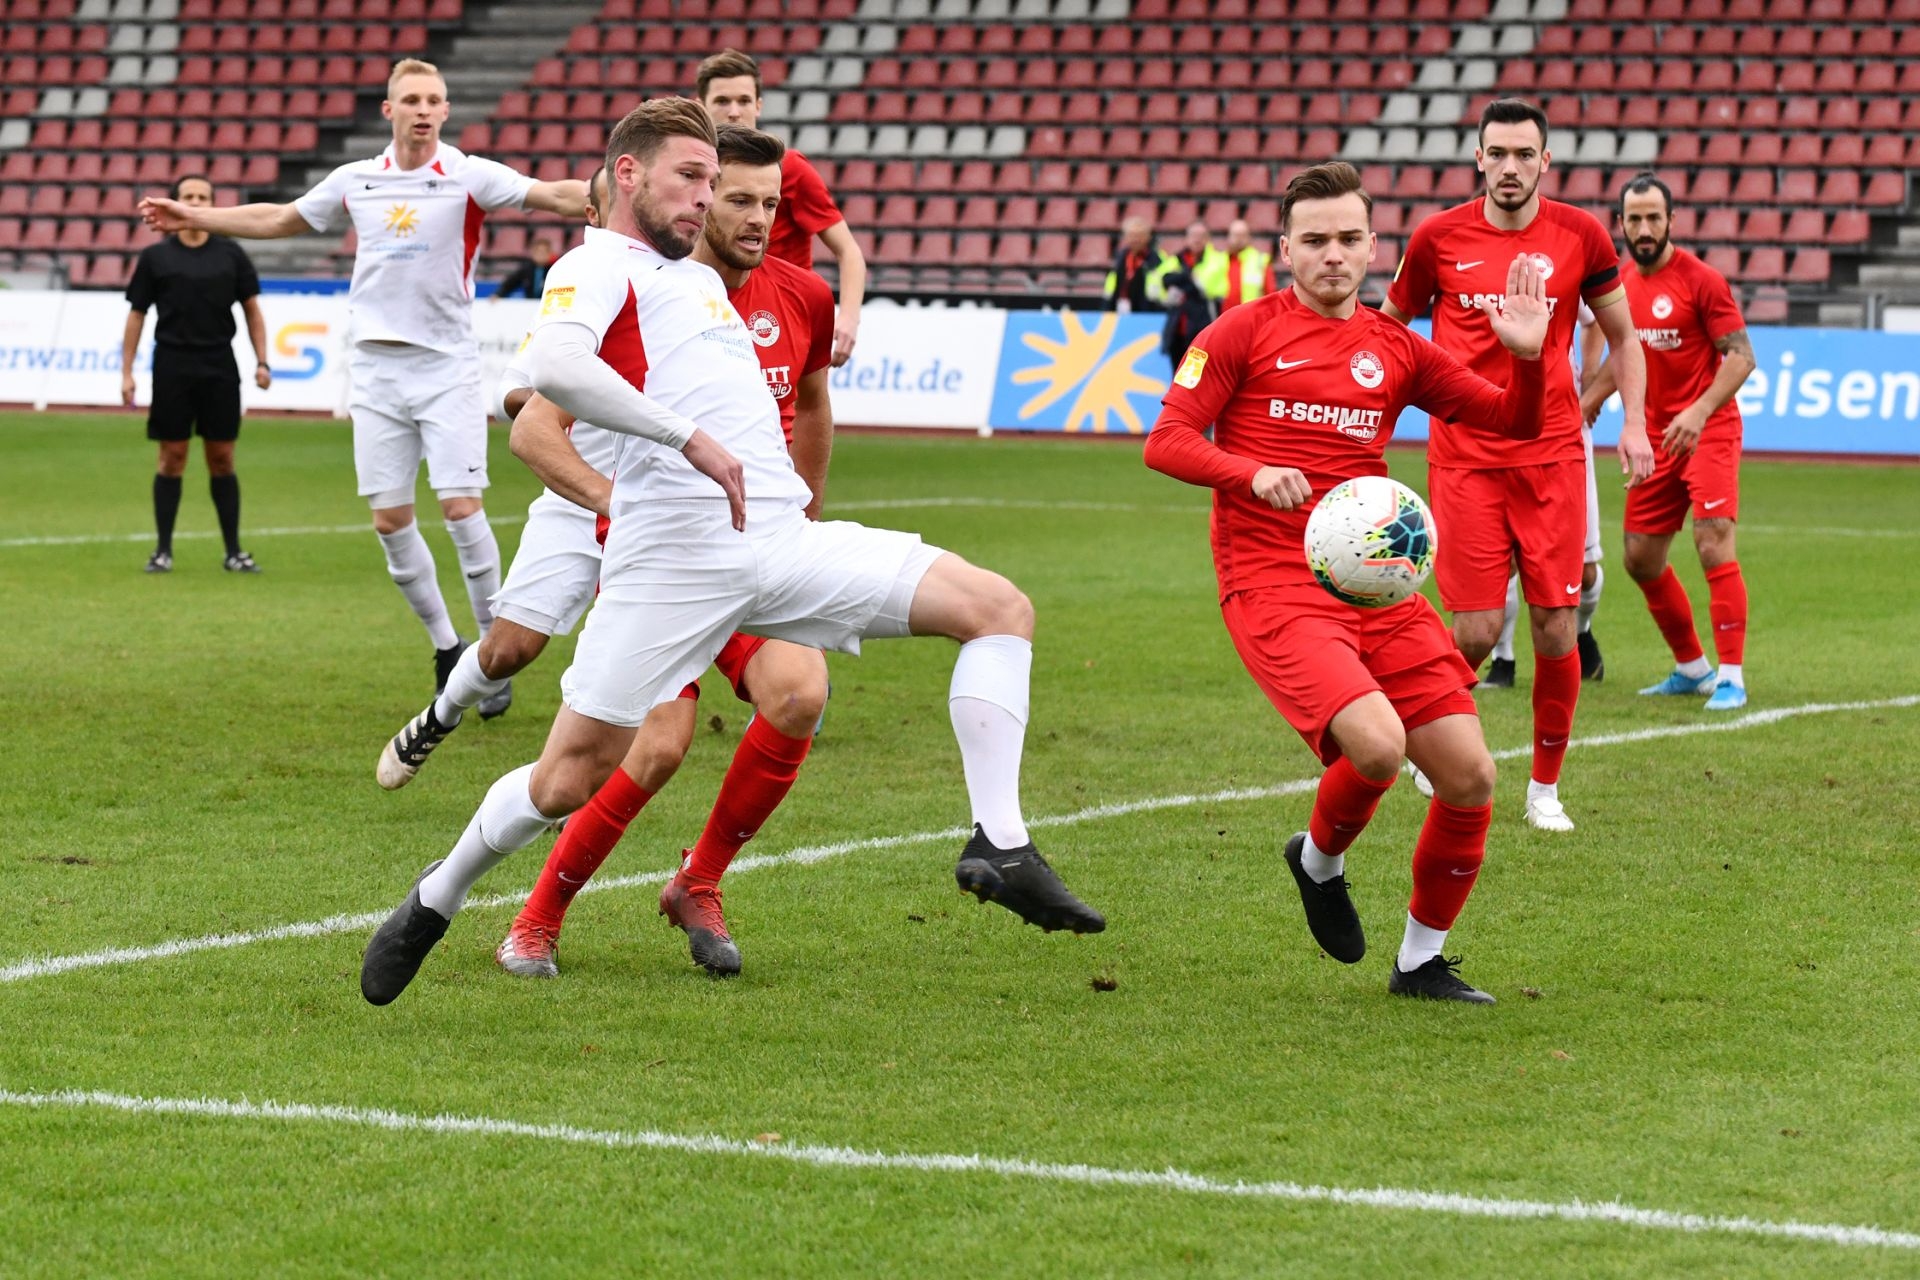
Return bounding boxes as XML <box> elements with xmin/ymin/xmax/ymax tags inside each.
<box><xmin>1492</xmin><ymin>573</ymin><xmax>1519</xmax><ymax>661</ymax></box>
<box><xmin>444</xmin><ymin>510</ymin><xmax>501</xmax><ymax>635</ymax></box>
<box><xmin>1578</xmin><ymin>563</ymin><xmax>1603</xmax><ymax>633</ymax></box>
<box><xmin>1299</xmin><ymin>832</ymin><xmax>1343</xmax><ymax>883</ymax></box>
<box><xmin>1527</xmin><ymin>778</ymin><xmax>1559</xmax><ymax>805</ymax></box>
<box><xmin>948</xmin><ymin>634</ymin><xmax>1032</xmax><ymax>849</ymax></box>
<box><xmin>1678</xmin><ymin>655</ymin><xmax>1713</xmax><ymax>680</ymax></box>
<box><xmin>417</xmin><ymin>764</ymin><xmax>556</xmax><ymax>916</ymax></box>
<box><xmin>1717</xmin><ymin>662</ymin><xmax>1744</xmax><ymax>688</ymax></box>
<box><xmin>377</xmin><ymin>523</ymin><xmax>459</xmax><ymax>651</ymax></box>
<box><xmin>433</xmin><ymin>641</ymin><xmax>507</xmax><ymax>724</ymax></box>
<box><xmin>1397</xmin><ymin>913</ymin><xmax>1449</xmax><ymax>972</ymax></box>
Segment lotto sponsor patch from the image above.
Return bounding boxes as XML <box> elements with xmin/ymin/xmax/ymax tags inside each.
<box><xmin>1174</xmin><ymin>347</ymin><xmax>1208</xmax><ymax>388</ymax></box>
<box><xmin>539</xmin><ymin>286</ymin><xmax>576</xmax><ymax>316</ymax></box>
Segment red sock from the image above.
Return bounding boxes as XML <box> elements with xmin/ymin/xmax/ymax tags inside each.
<box><xmin>681</xmin><ymin>717</ymin><xmax>813</xmax><ymax>885</ymax></box>
<box><xmin>1408</xmin><ymin>798</ymin><xmax>1491</xmax><ymax>930</ymax></box>
<box><xmin>516</xmin><ymin>768</ymin><xmax>652</xmax><ymax>934</ymax></box>
<box><xmin>1531</xmin><ymin>648</ymin><xmax>1580</xmax><ymax>785</ymax></box>
<box><xmin>1635</xmin><ymin>565</ymin><xmax>1705</xmax><ymax>664</ymax></box>
<box><xmin>1308</xmin><ymin>756</ymin><xmax>1395</xmax><ymax>855</ymax></box>
<box><xmin>1704</xmin><ymin>560</ymin><xmax>1747</xmax><ymax>665</ymax></box>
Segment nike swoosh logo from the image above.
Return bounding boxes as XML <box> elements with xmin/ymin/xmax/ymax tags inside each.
<box><xmin>1564</xmin><ymin>584</ymin><xmax>1580</xmax><ymax>595</ymax></box>
<box><xmin>1449</xmin><ymin>867</ymin><xmax>1476</xmax><ymax>877</ymax></box>
<box><xmin>1275</xmin><ymin>357</ymin><xmax>1310</xmax><ymax>370</ymax></box>
<box><xmin>465</xmin><ymin>569</ymin><xmax>489</xmax><ymax>579</ymax></box>
<box><xmin>1455</xmin><ymin>260</ymin><xmax>1484</xmax><ymax>270</ymax></box>
<box><xmin>1541</xmin><ymin>738</ymin><xmax>1568</xmax><ymax>748</ymax></box>
<box><xmin>557</xmin><ymin>871</ymin><xmax>583</xmax><ymax>885</ymax></box>
<box><xmin>1702</xmin><ymin>499</ymin><xmax>1727</xmax><ymax>509</ymax></box>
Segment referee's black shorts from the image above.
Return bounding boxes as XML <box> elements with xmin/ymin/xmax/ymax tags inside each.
<box><xmin>148</xmin><ymin>359</ymin><xmax>241</xmax><ymax>443</ymax></box>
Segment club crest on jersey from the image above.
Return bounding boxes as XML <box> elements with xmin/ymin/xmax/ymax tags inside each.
<box><xmin>1174</xmin><ymin>347</ymin><xmax>1208</xmax><ymax>388</ymax></box>
<box><xmin>1529</xmin><ymin>253</ymin><xmax>1555</xmax><ymax>281</ymax></box>
<box><xmin>1349</xmin><ymin>350</ymin><xmax>1385</xmax><ymax>389</ymax></box>
<box><xmin>383</xmin><ymin>204</ymin><xmax>420</xmax><ymax>237</ymax></box>
<box><xmin>745</xmin><ymin>309</ymin><xmax>781</xmax><ymax>348</ymax></box>
<box><xmin>539</xmin><ymin>286</ymin><xmax>576</xmax><ymax>316</ymax></box>
<box><xmin>1651</xmin><ymin>294</ymin><xmax>1675</xmax><ymax>319</ymax></box>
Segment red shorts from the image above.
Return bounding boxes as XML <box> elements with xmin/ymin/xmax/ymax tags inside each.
<box><xmin>1429</xmin><ymin>460</ymin><xmax>1588</xmax><ymax>613</ymax></box>
<box><xmin>675</xmin><ymin>632</ymin><xmax>768</xmax><ymax>704</ymax></box>
<box><xmin>1624</xmin><ymin>428</ymin><xmax>1741</xmax><ymax>534</ymax></box>
<box><xmin>1222</xmin><ymin>585</ymin><xmax>1479</xmax><ymax>766</ymax></box>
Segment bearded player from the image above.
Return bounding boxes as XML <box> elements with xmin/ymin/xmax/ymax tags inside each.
<box><xmin>1144</xmin><ymin>162</ymin><xmax>1551</xmax><ymax>1004</ymax></box>
<box><xmin>1383</xmin><ymin>98</ymin><xmax>1653</xmax><ymax>834</ymax></box>
<box><xmin>1581</xmin><ymin>172</ymin><xmax>1757</xmax><ymax>711</ymax></box>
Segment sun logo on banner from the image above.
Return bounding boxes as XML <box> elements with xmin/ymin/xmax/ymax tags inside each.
<box><xmin>384</xmin><ymin>204</ymin><xmax>420</xmax><ymax>237</ymax></box>
<box><xmin>1008</xmin><ymin>310</ymin><xmax>1166</xmax><ymax>434</ymax></box>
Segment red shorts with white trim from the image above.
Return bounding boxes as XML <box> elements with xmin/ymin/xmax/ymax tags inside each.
<box><xmin>1429</xmin><ymin>460</ymin><xmax>1588</xmax><ymax>613</ymax></box>
<box><xmin>676</xmin><ymin>631</ymin><xmax>769</xmax><ymax>703</ymax></box>
<box><xmin>1624</xmin><ymin>428</ymin><xmax>1741</xmax><ymax>535</ymax></box>
<box><xmin>1221</xmin><ymin>585</ymin><xmax>1479</xmax><ymax>766</ymax></box>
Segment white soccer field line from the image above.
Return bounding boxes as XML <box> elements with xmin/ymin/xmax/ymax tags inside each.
<box><xmin>0</xmin><ymin>1087</ymin><xmax>1913</xmax><ymax>1252</ymax></box>
<box><xmin>1</xmin><ymin>499</ymin><xmax>1911</xmax><ymax>548</ymax></box>
<box><xmin>2</xmin><ymin>694</ymin><xmax>1913</xmax><ymax>988</ymax></box>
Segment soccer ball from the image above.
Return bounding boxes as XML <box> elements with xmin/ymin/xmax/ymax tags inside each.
<box><xmin>1304</xmin><ymin>476</ymin><xmax>1436</xmax><ymax>608</ymax></box>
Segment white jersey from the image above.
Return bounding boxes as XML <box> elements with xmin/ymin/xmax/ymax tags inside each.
<box><xmin>296</xmin><ymin>141</ymin><xmax>534</xmax><ymax>356</ymax></box>
<box><xmin>533</xmin><ymin>226</ymin><xmax>812</xmax><ymax>516</ymax></box>
<box><xmin>498</xmin><ymin>339</ymin><xmax>621</xmax><ymax>477</ymax></box>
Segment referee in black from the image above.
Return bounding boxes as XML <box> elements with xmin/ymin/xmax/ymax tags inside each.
<box><xmin>121</xmin><ymin>174</ymin><xmax>272</xmax><ymax>573</ymax></box>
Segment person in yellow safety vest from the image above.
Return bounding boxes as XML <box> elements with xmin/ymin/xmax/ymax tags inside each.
<box><xmin>1218</xmin><ymin>218</ymin><xmax>1276</xmax><ymax>310</ymax></box>
<box><xmin>1104</xmin><ymin>216</ymin><xmax>1179</xmax><ymax>313</ymax></box>
<box><xmin>1179</xmin><ymin>220</ymin><xmax>1231</xmax><ymax>307</ymax></box>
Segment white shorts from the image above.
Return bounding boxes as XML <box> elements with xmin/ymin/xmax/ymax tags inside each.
<box><xmin>1582</xmin><ymin>427</ymin><xmax>1602</xmax><ymax>564</ymax></box>
<box><xmin>348</xmin><ymin>344</ymin><xmax>490</xmax><ymax>499</ymax></box>
<box><xmin>561</xmin><ymin>501</ymin><xmax>944</xmax><ymax>727</ymax></box>
<box><xmin>491</xmin><ymin>491</ymin><xmax>603</xmax><ymax>636</ymax></box>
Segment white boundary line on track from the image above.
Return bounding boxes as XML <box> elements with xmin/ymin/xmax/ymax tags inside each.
<box><xmin>2</xmin><ymin>695</ymin><xmax>1913</xmax><ymax>988</ymax></box>
<box><xmin>0</xmin><ymin>1087</ymin><xmax>1913</xmax><ymax>1252</ymax></box>
<box><xmin>3</xmin><ymin>502</ymin><xmax>1909</xmax><ymax>548</ymax></box>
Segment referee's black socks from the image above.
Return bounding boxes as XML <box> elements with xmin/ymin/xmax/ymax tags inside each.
<box><xmin>210</xmin><ymin>473</ymin><xmax>242</xmax><ymax>557</ymax></box>
<box><xmin>153</xmin><ymin>473</ymin><xmax>183</xmax><ymax>554</ymax></box>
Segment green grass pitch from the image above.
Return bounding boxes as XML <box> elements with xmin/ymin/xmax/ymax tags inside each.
<box><xmin>2</xmin><ymin>411</ymin><xmax>1917</xmax><ymax>1277</ymax></box>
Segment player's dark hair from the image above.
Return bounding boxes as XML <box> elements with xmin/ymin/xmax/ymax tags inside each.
<box><xmin>171</xmin><ymin>173</ymin><xmax>210</xmax><ymax>199</ymax></box>
<box><xmin>695</xmin><ymin>48</ymin><xmax>762</xmax><ymax>101</ymax></box>
<box><xmin>1478</xmin><ymin>97</ymin><xmax>1549</xmax><ymax>146</ymax></box>
<box><xmin>604</xmin><ymin>97</ymin><xmax>718</xmax><ymax>178</ymax></box>
<box><xmin>1279</xmin><ymin>161</ymin><xmax>1372</xmax><ymax>232</ymax></box>
<box><xmin>1619</xmin><ymin>171</ymin><xmax>1674</xmax><ymax>216</ymax></box>
<box><xmin>715</xmin><ymin>125</ymin><xmax>786</xmax><ymax>169</ymax></box>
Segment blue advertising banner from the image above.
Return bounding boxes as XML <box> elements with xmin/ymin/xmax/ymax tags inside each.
<box><xmin>1391</xmin><ymin>323</ymin><xmax>1920</xmax><ymax>456</ymax></box>
<box><xmin>988</xmin><ymin>309</ymin><xmax>1174</xmax><ymax>434</ymax></box>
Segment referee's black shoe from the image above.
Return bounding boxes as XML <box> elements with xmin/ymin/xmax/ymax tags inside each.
<box><xmin>144</xmin><ymin>550</ymin><xmax>172</xmax><ymax>573</ymax></box>
<box><xmin>433</xmin><ymin>638</ymin><xmax>469</xmax><ymax>696</ymax></box>
<box><xmin>1283</xmin><ymin>832</ymin><xmax>1366</xmax><ymax>963</ymax></box>
<box><xmin>361</xmin><ymin>859</ymin><xmax>449</xmax><ymax>1006</ymax></box>
<box><xmin>955</xmin><ymin>825</ymin><xmax>1105</xmax><ymax>933</ymax></box>
<box><xmin>223</xmin><ymin>551</ymin><xmax>261</xmax><ymax>573</ymax></box>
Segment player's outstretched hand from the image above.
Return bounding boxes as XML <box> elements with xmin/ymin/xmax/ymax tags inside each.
<box><xmin>1251</xmin><ymin>465</ymin><xmax>1312</xmax><ymax>511</ymax></box>
<box><xmin>683</xmin><ymin>429</ymin><xmax>747</xmax><ymax>531</ymax></box>
<box><xmin>138</xmin><ymin>196</ymin><xmax>191</xmax><ymax>234</ymax></box>
<box><xmin>1481</xmin><ymin>253</ymin><xmax>1549</xmax><ymax>358</ymax></box>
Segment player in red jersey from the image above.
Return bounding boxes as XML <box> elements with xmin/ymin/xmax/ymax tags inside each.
<box><xmin>495</xmin><ymin>127</ymin><xmax>842</xmax><ymax>979</ymax></box>
<box><xmin>1383</xmin><ymin>98</ymin><xmax>1654</xmax><ymax>834</ymax></box>
<box><xmin>697</xmin><ymin>48</ymin><xmax>866</xmax><ymax>368</ymax></box>
<box><xmin>1144</xmin><ymin>162</ymin><xmax>1551</xmax><ymax>1004</ymax></box>
<box><xmin>1580</xmin><ymin>173</ymin><xmax>1758</xmax><ymax>712</ymax></box>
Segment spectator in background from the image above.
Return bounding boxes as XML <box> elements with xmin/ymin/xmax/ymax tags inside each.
<box><xmin>1159</xmin><ymin>235</ymin><xmax>1219</xmax><ymax>369</ymax></box>
<box><xmin>494</xmin><ymin>235</ymin><xmax>557</xmax><ymax>299</ymax></box>
<box><xmin>1104</xmin><ymin>216</ymin><xmax>1174</xmax><ymax>313</ymax></box>
<box><xmin>122</xmin><ymin>174</ymin><xmax>271</xmax><ymax>575</ymax></box>
<box><xmin>1220</xmin><ymin>218</ymin><xmax>1276</xmax><ymax>310</ymax></box>
<box><xmin>1179</xmin><ymin>220</ymin><xmax>1230</xmax><ymax>309</ymax></box>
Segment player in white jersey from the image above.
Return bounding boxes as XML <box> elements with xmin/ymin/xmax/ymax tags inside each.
<box><xmin>360</xmin><ymin>100</ymin><xmax>1104</xmax><ymax>1006</ymax></box>
<box><xmin>138</xmin><ymin>58</ymin><xmax>588</xmax><ymax>702</ymax></box>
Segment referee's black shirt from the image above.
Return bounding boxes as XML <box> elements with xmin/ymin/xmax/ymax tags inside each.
<box><xmin>125</xmin><ymin>235</ymin><xmax>261</xmax><ymax>378</ymax></box>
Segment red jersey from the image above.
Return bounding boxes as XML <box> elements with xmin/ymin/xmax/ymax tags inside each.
<box><xmin>1387</xmin><ymin>196</ymin><xmax>1622</xmax><ymax>469</ymax></box>
<box><xmin>1621</xmin><ymin>246</ymin><xmax>1746</xmax><ymax>440</ymax></box>
<box><xmin>1144</xmin><ymin>288</ymin><xmax>1545</xmax><ymax>599</ymax></box>
<box><xmin>727</xmin><ymin>251</ymin><xmax>835</xmax><ymax>444</ymax></box>
<box><xmin>767</xmin><ymin>151</ymin><xmax>844</xmax><ymax>271</ymax></box>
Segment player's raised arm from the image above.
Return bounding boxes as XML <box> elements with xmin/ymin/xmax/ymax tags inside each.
<box><xmin>1411</xmin><ymin>253</ymin><xmax>1550</xmax><ymax>440</ymax></box>
<box><xmin>523</xmin><ymin>179</ymin><xmax>590</xmax><ymax>219</ymax></box>
<box><xmin>138</xmin><ymin>198</ymin><xmax>311</xmax><ymax>240</ymax></box>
